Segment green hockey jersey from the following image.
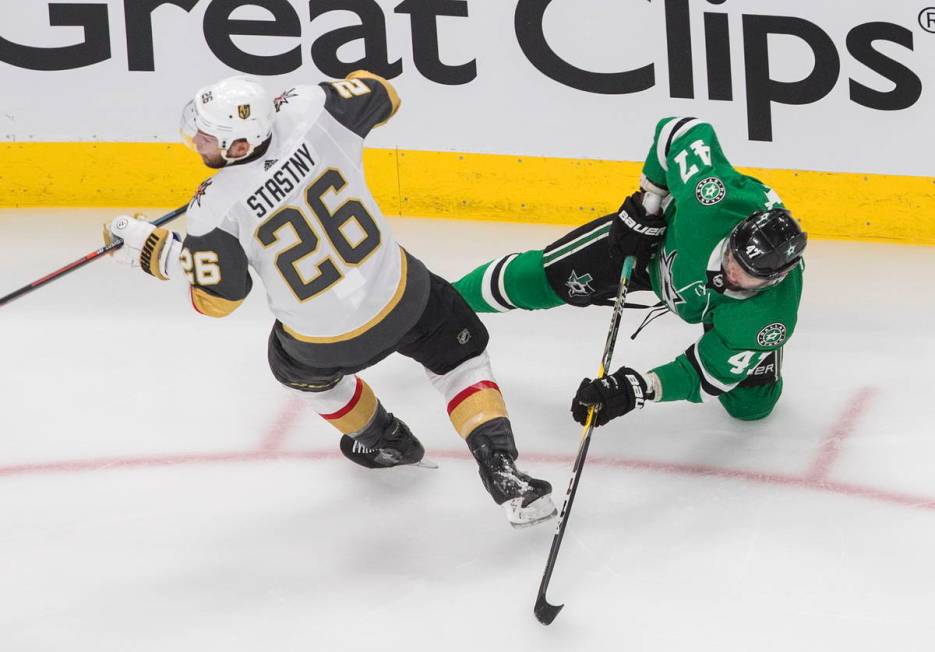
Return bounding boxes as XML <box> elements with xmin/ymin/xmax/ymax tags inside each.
<box><xmin>452</xmin><ymin>117</ymin><xmax>804</xmax><ymax>409</ymax></box>
<box><xmin>641</xmin><ymin>117</ymin><xmax>803</xmax><ymax>403</ymax></box>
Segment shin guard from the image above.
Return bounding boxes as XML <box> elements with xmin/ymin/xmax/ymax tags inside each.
<box><xmin>426</xmin><ymin>351</ymin><xmax>517</xmax><ymax>457</ymax></box>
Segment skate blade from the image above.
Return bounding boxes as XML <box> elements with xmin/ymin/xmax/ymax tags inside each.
<box><xmin>413</xmin><ymin>458</ymin><xmax>438</xmax><ymax>470</ymax></box>
<box><xmin>504</xmin><ymin>495</ymin><xmax>558</xmax><ymax>529</ymax></box>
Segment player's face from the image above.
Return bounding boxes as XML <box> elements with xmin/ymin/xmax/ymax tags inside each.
<box><xmin>722</xmin><ymin>249</ymin><xmax>774</xmax><ymax>291</ymax></box>
<box><xmin>191</xmin><ymin>131</ymin><xmax>227</xmax><ymax>169</ymax></box>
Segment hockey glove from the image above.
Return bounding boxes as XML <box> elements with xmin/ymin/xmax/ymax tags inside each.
<box><xmin>608</xmin><ymin>192</ymin><xmax>667</xmax><ymax>271</ymax></box>
<box><xmin>571</xmin><ymin>366</ymin><xmax>653</xmax><ymax>427</ymax></box>
<box><xmin>104</xmin><ymin>214</ymin><xmax>181</xmax><ymax>280</ymax></box>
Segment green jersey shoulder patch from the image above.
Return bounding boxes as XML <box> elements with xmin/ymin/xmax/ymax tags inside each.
<box><xmin>756</xmin><ymin>322</ymin><xmax>787</xmax><ymax>347</ymax></box>
<box><xmin>695</xmin><ymin>177</ymin><xmax>726</xmax><ymax>206</ymax></box>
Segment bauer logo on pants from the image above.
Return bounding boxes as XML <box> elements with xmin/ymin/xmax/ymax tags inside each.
<box><xmin>756</xmin><ymin>323</ymin><xmax>787</xmax><ymax>347</ymax></box>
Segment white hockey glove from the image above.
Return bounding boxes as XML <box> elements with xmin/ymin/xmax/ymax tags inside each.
<box><xmin>639</xmin><ymin>173</ymin><xmax>670</xmax><ymax>215</ymax></box>
<box><xmin>104</xmin><ymin>214</ymin><xmax>182</xmax><ymax>280</ymax></box>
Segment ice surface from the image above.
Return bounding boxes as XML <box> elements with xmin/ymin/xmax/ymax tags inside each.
<box><xmin>2</xmin><ymin>209</ymin><xmax>934</xmax><ymax>651</ymax></box>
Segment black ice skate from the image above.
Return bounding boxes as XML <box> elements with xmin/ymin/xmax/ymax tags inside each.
<box><xmin>339</xmin><ymin>414</ymin><xmax>436</xmax><ymax>469</ymax></box>
<box><xmin>475</xmin><ymin>450</ymin><xmax>557</xmax><ymax>529</ymax></box>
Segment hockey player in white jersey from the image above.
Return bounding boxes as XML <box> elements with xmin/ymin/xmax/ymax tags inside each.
<box><xmin>104</xmin><ymin>72</ymin><xmax>556</xmax><ymax>528</ymax></box>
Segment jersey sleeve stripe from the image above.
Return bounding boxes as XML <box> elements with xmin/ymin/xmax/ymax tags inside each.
<box><xmin>669</xmin><ymin>117</ymin><xmax>703</xmax><ymax>147</ymax></box>
<box><xmin>347</xmin><ymin>70</ymin><xmax>400</xmax><ymax>125</ymax></box>
<box><xmin>542</xmin><ymin>222</ymin><xmax>611</xmax><ymax>267</ymax></box>
<box><xmin>494</xmin><ymin>253</ymin><xmax>519</xmax><ymax>310</ymax></box>
<box><xmin>482</xmin><ymin>254</ymin><xmax>516</xmax><ymax>312</ymax></box>
<box><xmin>657</xmin><ymin>117</ymin><xmax>701</xmax><ymax>172</ymax></box>
<box><xmin>190</xmin><ymin>286</ymin><xmax>243</xmax><ymax>318</ymax></box>
<box><xmin>656</xmin><ymin>118</ymin><xmax>679</xmax><ymax>171</ymax></box>
<box><xmin>685</xmin><ymin>343</ymin><xmax>738</xmax><ymax>400</ymax></box>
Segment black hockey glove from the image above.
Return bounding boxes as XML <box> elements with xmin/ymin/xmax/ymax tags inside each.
<box><xmin>571</xmin><ymin>367</ymin><xmax>652</xmax><ymax>427</ymax></box>
<box><xmin>608</xmin><ymin>192</ymin><xmax>667</xmax><ymax>270</ymax></box>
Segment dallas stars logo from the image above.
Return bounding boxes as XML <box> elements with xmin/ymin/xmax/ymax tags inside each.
<box><xmin>189</xmin><ymin>179</ymin><xmax>212</xmax><ymax>208</ymax></box>
<box><xmin>757</xmin><ymin>323</ymin><xmax>787</xmax><ymax>347</ymax></box>
<box><xmin>565</xmin><ymin>270</ymin><xmax>595</xmax><ymax>297</ymax></box>
<box><xmin>695</xmin><ymin>177</ymin><xmax>726</xmax><ymax>206</ymax></box>
<box><xmin>658</xmin><ymin>249</ymin><xmax>686</xmax><ymax>311</ymax></box>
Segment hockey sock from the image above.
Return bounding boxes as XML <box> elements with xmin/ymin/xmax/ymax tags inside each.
<box><xmin>297</xmin><ymin>375</ymin><xmax>384</xmax><ymax>437</ymax></box>
<box><xmin>452</xmin><ymin>249</ymin><xmax>564</xmax><ymax>313</ymax></box>
<box><xmin>426</xmin><ymin>351</ymin><xmax>512</xmax><ymax>441</ymax></box>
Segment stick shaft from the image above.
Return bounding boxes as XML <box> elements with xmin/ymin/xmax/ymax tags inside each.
<box><xmin>534</xmin><ymin>255</ymin><xmax>637</xmax><ymax>620</ymax></box>
<box><xmin>0</xmin><ymin>205</ymin><xmax>187</xmax><ymax>308</ymax></box>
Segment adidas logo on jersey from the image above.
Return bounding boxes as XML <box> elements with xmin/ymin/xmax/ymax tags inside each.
<box><xmin>264</xmin><ymin>159</ymin><xmax>278</xmax><ymax>171</ymax></box>
<box><xmin>246</xmin><ymin>143</ymin><xmax>316</xmax><ymax>219</ymax></box>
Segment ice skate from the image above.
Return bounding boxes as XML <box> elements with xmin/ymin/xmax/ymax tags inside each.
<box><xmin>475</xmin><ymin>450</ymin><xmax>556</xmax><ymax>528</ymax></box>
<box><xmin>339</xmin><ymin>415</ymin><xmax>436</xmax><ymax>469</ymax></box>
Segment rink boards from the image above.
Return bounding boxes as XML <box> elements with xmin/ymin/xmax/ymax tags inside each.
<box><xmin>1</xmin><ymin>142</ymin><xmax>933</xmax><ymax>245</ymax></box>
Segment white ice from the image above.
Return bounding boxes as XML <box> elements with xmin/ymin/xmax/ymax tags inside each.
<box><xmin>2</xmin><ymin>209</ymin><xmax>934</xmax><ymax>652</ymax></box>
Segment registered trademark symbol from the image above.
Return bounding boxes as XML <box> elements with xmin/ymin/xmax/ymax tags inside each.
<box><xmin>920</xmin><ymin>7</ymin><xmax>935</xmax><ymax>33</ymax></box>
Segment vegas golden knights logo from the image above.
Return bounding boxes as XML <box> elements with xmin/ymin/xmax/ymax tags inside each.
<box><xmin>238</xmin><ymin>104</ymin><xmax>251</xmax><ymax>119</ymax></box>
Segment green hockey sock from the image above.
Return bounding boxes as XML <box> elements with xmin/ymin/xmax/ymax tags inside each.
<box><xmin>453</xmin><ymin>250</ymin><xmax>564</xmax><ymax>313</ymax></box>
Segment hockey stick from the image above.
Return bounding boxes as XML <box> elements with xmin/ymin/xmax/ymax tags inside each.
<box><xmin>0</xmin><ymin>204</ymin><xmax>188</xmax><ymax>308</ymax></box>
<box><xmin>534</xmin><ymin>254</ymin><xmax>637</xmax><ymax>626</ymax></box>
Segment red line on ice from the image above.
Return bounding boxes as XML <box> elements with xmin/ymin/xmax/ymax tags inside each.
<box><xmin>806</xmin><ymin>386</ymin><xmax>878</xmax><ymax>481</ymax></box>
<box><xmin>258</xmin><ymin>396</ymin><xmax>306</xmax><ymax>452</ymax></box>
<box><xmin>0</xmin><ymin>450</ymin><xmax>340</xmax><ymax>477</ymax></box>
<box><xmin>2</xmin><ymin>445</ymin><xmax>933</xmax><ymax>513</ymax></box>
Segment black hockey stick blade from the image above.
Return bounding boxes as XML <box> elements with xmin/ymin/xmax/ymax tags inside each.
<box><xmin>534</xmin><ymin>594</ymin><xmax>563</xmax><ymax>625</ymax></box>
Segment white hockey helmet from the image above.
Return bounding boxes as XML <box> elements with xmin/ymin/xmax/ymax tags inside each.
<box><xmin>180</xmin><ymin>76</ymin><xmax>274</xmax><ymax>161</ymax></box>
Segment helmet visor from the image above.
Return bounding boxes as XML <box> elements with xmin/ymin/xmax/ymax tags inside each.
<box><xmin>179</xmin><ymin>100</ymin><xmax>198</xmax><ymax>151</ymax></box>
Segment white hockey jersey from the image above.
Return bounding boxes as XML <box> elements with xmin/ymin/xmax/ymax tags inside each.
<box><xmin>180</xmin><ymin>72</ymin><xmax>429</xmax><ymax>359</ymax></box>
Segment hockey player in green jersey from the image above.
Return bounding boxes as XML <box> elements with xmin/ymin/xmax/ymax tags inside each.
<box><xmin>453</xmin><ymin>117</ymin><xmax>807</xmax><ymax>425</ymax></box>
